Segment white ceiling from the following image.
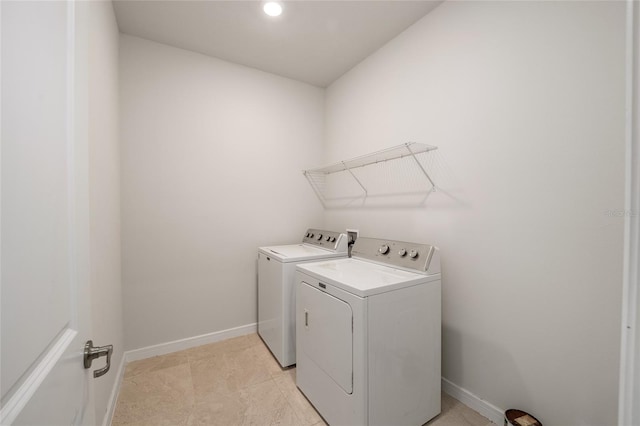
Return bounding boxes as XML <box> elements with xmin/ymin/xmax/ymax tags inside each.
<box><xmin>113</xmin><ymin>1</ymin><xmax>443</xmax><ymax>87</ymax></box>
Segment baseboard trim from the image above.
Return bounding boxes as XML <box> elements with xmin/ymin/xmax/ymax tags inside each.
<box><xmin>124</xmin><ymin>323</ymin><xmax>257</xmax><ymax>363</ymax></box>
<box><xmin>101</xmin><ymin>352</ymin><xmax>126</xmax><ymax>426</ymax></box>
<box><xmin>442</xmin><ymin>377</ymin><xmax>504</xmax><ymax>425</ymax></box>
<box><xmin>101</xmin><ymin>323</ymin><xmax>257</xmax><ymax>425</ymax></box>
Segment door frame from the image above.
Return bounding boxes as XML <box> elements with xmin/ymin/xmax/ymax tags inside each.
<box><xmin>619</xmin><ymin>0</ymin><xmax>640</xmax><ymax>424</ymax></box>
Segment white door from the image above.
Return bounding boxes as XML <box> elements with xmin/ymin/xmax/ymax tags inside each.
<box><xmin>1</xmin><ymin>1</ymin><xmax>97</xmax><ymax>424</ymax></box>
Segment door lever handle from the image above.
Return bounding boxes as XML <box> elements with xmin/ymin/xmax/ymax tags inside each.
<box><xmin>84</xmin><ymin>340</ymin><xmax>113</xmax><ymax>378</ymax></box>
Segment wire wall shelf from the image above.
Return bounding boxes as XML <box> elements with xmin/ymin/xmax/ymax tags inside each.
<box><xmin>303</xmin><ymin>142</ymin><xmax>438</xmax><ymax>208</ymax></box>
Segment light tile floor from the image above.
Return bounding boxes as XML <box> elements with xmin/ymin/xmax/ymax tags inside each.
<box><xmin>112</xmin><ymin>334</ymin><xmax>493</xmax><ymax>426</ymax></box>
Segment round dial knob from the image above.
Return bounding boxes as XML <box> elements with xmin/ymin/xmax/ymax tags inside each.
<box><xmin>398</xmin><ymin>248</ymin><xmax>407</xmax><ymax>257</ymax></box>
<box><xmin>379</xmin><ymin>244</ymin><xmax>390</xmax><ymax>255</ymax></box>
<box><xmin>409</xmin><ymin>249</ymin><xmax>419</xmax><ymax>259</ymax></box>
<box><xmin>306</xmin><ymin>233</ymin><xmax>311</xmax><ymax>238</ymax></box>
<box><xmin>325</xmin><ymin>236</ymin><xmax>331</xmax><ymax>241</ymax></box>
<box><xmin>309</xmin><ymin>233</ymin><xmax>314</xmax><ymax>238</ymax></box>
<box><xmin>331</xmin><ymin>237</ymin><xmax>336</xmax><ymax>242</ymax></box>
<box><xmin>317</xmin><ymin>234</ymin><xmax>323</xmax><ymax>240</ymax></box>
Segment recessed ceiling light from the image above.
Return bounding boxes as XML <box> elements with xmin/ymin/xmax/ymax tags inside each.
<box><xmin>263</xmin><ymin>2</ymin><xmax>282</xmax><ymax>17</ymax></box>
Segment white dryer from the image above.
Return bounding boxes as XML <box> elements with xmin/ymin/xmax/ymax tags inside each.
<box><xmin>296</xmin><ymin>237</ymin><xmax>441</xmax><ymax>426</ymax></box>
<box><xmin>258</xmin><ymin>229</ymin><xmax>347</xmax><ymax>367</ymax></box>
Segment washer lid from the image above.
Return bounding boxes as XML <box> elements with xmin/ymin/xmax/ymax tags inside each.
<box><xmin>259</xmin><ymin>244</ymin><xmax>345</xmax><ymax>263</ymax></box>
<box><xmin>297</xmin><ymin>258</ymin><xmax>439</xmax><ymax>297</ymax></box>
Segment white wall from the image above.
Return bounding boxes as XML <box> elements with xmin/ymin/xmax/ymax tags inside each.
<box><xmin>324</xmin><ymin>1</ymin><xmax>625</xmax><ymax>425</ymax></box>
<box><xmin>87</xmin><ymin>1</ymin><xmax>123</xmax><ymax>423</ymax></box>
<box><xmin>120</xmin><ymin>35</ymin><xmax>324</xmax><ymax>350</ymax></box>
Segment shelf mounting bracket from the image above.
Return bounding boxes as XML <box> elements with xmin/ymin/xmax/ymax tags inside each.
<box><xmin>343</xmin><ymin>161</ymin><xmax>368</xmax><ymax>196</ymax></box>
<box><xmin>405</xmin><ymin>143</ymin><xmax>436</xmax><ymax>190</ymax></box>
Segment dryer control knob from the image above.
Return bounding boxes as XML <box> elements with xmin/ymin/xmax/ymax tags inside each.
<box><xmin>398</xmin><ymin>248</ymin><xmax>407</xmax><ymax>257</ymax></box>
<box><xmin>379</xmin><ymin>244</ymin><xmax>390</xmax><ymax>255</ymax></box>
<box><xmin>309</xmin><ymin>233</ymin><xmax>314</xmax><ymax>238</ymax></box>
<box><xmin>325</xmin><ymin>236</ymin><xmax>331</xmax><ymax>241</ymax></box>
<box><xmin>331</xmin><ymin>237</ymin><xmax>336</xmax><ymax>242</ymax></box>
<box><xmin>317</xmin><ymin>234</ymin><xmax>323</xmax><ymax>240</ymax></box>
<box><xmin>409</xmin><ymin>249</ymin><xmax>419</xmax><ymax>259</ymax></box>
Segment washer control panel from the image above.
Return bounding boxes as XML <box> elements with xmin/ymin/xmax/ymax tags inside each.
<box><xmin>351</xmin><ymin>237</ymin><xmax>440</xmax><ymax>274</ymax></box>
<box><xmin>302</xmin><ymin>229</ymin><xmax>348</xmax><ymax>252</ymax></box>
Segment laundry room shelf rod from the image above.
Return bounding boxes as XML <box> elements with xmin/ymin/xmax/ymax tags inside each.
<box><xmin>303</xmin><ymin>142</ymin><xmax>438</xmax><ymax>201</ymax></box>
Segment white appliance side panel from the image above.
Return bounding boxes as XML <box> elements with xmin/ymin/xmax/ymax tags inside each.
<box><xmin>368</xmin><ymin>281</ymin><xmax>442</xmax><ymax>426</ymax></box>
<box><xmin>258</xmin><ymin>253</ymin><xmax>285</xmax><ymax>364</ymax></box>
<box><xmin>281</xmin><ymin>261</ymin><xmax>298</xmax><ymax>366</ymax></box>
<box><xmin>298</xmin><ymin>281</ymin><xmax>353</xmax><ymax>393</ymax></box>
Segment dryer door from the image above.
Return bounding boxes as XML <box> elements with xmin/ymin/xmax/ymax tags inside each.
<box><xmin>298</xmin><ymin>281</ymin><xmax>353</xmax><ymax>394</ymax></box>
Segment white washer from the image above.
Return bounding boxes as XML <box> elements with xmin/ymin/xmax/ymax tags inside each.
<box><xmin>258</xmin><ymin>229</ymin><xmax>348</xmax><ymax>367</ymax></box>
<box><xmin>296</xmin><ymin>237</ymin><xmax>441</xmax><ymax>426</ymax></box>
